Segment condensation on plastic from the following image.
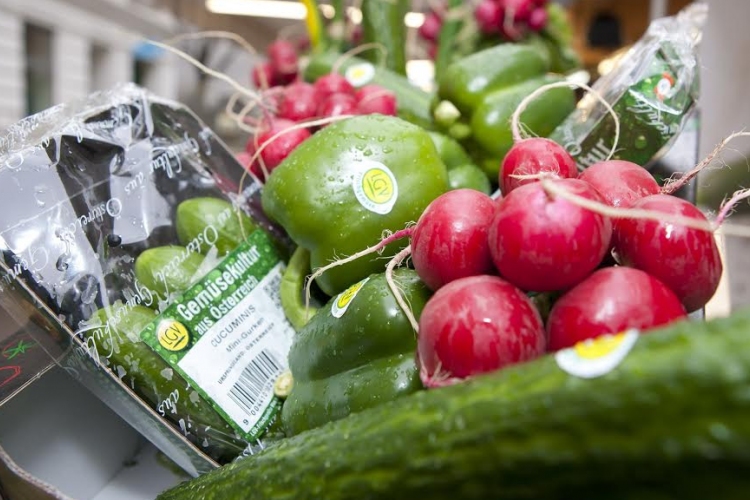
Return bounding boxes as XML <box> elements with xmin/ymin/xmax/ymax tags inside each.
<box><xmin>550</xmin><ymin>3</ymin><xmax>708</xmax><ymax>170</ymax></box>
<box><xmin>0</xmin><ymin>83</ymin><xmax>293</xmax><ymax>471</ymax></box>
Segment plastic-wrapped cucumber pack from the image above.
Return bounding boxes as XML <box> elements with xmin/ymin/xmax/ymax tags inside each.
<box><xmin>0</xmin><ymin>83</ymin><xmax>296</xmax><ymax>473</ymax></box>
<box><xmin>550</xmin><ymin>3</ymin><xmax>707</xmax><ymax>170</ymax></box>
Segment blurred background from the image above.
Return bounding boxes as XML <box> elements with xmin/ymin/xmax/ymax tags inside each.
<box><xmin>0</xmin><ymin>0</ymin><xmax>748</xmax><ymax>307</ymax></box>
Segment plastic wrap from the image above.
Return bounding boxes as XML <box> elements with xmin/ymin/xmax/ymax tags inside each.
<box><xmin>0</xmin><ymin>83</ymin><xmax>296</xmax><ymax>472</ymax></box>
<box><xmin>550</xmin><ymin>3</ymin><xmax>707</xmax><ymax>170</ymax></box>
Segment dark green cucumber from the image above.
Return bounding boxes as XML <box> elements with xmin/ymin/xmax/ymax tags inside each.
<box><xmin>158</xmin><ymin>310</ymin><xmax>750</xmax><ymax>500</ymax></box>
<box><xmin>280</xmin><ymin>246</ymin><xmax>319</xmax><ymax>331</ymax></box>
<box><xmin>175</xmin><ymin>197</ymin><xmax>257</xmax><ymax>256</ymax></box>
<box><xmin>85</xmin><ymin>304</ymin><xmax>247</xmax><ymax>463</ymax></box>
<box><xmin>303</xmin><ymin>51</ymin><xmax>434</xmax><ymax>130</ymax></box>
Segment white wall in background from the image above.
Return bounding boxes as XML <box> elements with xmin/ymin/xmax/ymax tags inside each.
<box><xmin>698</xmin><ymin>0</ymin><xmax>750</xmax><ymax>157</ymax></box>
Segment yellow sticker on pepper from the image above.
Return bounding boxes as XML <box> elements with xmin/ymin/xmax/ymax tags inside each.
<box><xmin>554</xmin><ymin>329</ymin><xmax>640</xmax><ymax>379</ymax></box>
<box><xmin>352</xmin><ymin>160</ymin><xmax>398</xmax><ymax>215</ymax></box>
<box><xmin>331</xmin><ymin>277</ymin><xmax>370</xmax><ymax>318</ymax></box>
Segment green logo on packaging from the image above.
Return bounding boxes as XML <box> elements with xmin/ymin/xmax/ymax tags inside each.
<box><xmin>140</xmin><ymin>230</ymin><xmax>295</xmax><ymax>440</ymax></box>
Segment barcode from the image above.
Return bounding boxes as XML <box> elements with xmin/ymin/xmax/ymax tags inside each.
<box><xmin>263</xmin><ymin>272</ymin><xmax>282</xmax><ymax>307</ymax></box>
<box><xmin>228</xmin><ymin>349</ymin><xmax>282</xmax><ymax>416</ymax></box>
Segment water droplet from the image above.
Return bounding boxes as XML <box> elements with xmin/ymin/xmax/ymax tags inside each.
<box><xmin>634</xmin><ymin>135</ymin><xmax>648</xmax><ymax>150</ymax></box>
<box><xmin>33</xmin><ymin>186</ymin><xmax>47</xmax><ymax>207</ymax></box>
<box><xmin>55</xmin><ymin>255</ymin><xmax>69</xmax><ymax>271</ymax></box>
<box><xmin>107</xmin><ymin>234</ymin><xmax>122</xmax><ymax>247</ymax></box>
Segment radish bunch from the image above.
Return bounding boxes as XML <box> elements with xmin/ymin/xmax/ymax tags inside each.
<box><xmin>388</xmin><ymin>136</ymin><xmax>726</xmax><ymax>388</ymax></box>
<box><xmin>417</xmin><ymin>0</ymin><xmax>550</xmax><ymax>55</ymax></box>
<box><xmin>238</xmin><ymin>62</ymin><xmax>397</xmax><ymax>181</ymax></box>
<box><xmin>251</xmin><ymin>40</ymin><xmax>301</xmax><ymax>89</ymax></box>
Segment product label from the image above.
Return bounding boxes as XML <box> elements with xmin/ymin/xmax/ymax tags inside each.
<box><xmin>140</xmin><ymin>229</ymin><xmax>295</xmax><ymax>439</ymax></box>
<box><xmin>344</xmin><ymin>63</ymin><xmax>376</xmax><ymax>87</ymax></box>
<box><xmin>331</xmin><ymin>276</ymin><xmax>370</xmax><ymax>318</ymax></box>
<box><xmin>554</xmin><ymin>329</ymin><xmax>640</xmax><ymax>379</ymax></box>
<box><xmin>351</xmin><ymin>160</ymin><xmax>398</xmax><ymax>215</ymax></box>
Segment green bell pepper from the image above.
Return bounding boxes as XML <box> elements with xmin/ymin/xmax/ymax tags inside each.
<box><xmin>261</xmin><ymin>114</ymin><xmax>449</xmax><ymax>297</ymax></box>
<box><xmin>433</xmin><ymin>44</ymin><xmax>576</xmax><ymax>180</ymax></box>
<box><xmin>427</xmin><ymin>131</ymin><xmax>473</xmax><ymax>169</ymax></box>
<box><xmin>280</xmin><ymin>269</ymin><xmax>431</xmax><ymax>436</ymax></box>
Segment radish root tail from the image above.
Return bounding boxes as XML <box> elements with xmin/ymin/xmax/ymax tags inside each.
<box><xmin>332</xmin><ymin>42</ymin><xmax>388</xmax><ymax>74</ymax></box>
<box><xmin>303</xmin><ymin>226</ymin><xmax>415</xmax><ymax>312</ymax></box>
<box><xmin>511</xmin><ymin>81</ymin><xmax>620</xmax><ymax>162</ymax></box>
<box><xmin>715</xmin><ymin>187</ymin><xmax>750</xmax><ymax>226</ymax></box>
<box><xmin>662</xmin><ymin>131</ymin><xmax>750</xmax><ymax>195</ymax></box>
<box><xmin>385</xmin><ymin>245</ymin><xmax>420</xmax><ymax>333</ymax></box>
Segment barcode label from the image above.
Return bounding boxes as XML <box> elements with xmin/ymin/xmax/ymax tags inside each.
<box><xmin>263</xmin><ymin>272</ymin><xmax>282</xmax><ymax>307</ymax></box>
<box><xmin>228</xmin><ymin>348</ymin><xmax>282</xmax><ymax>416</ymax></box>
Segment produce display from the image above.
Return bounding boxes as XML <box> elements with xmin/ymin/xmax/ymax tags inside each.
<box><xmin>3</xmin><ymin>1</ymin><xmax>746</xmax><ymax>497</ymax></box>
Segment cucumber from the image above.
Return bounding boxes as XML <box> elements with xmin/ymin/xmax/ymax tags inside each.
<box><xmin>175</xmin><ymin>197</ymin><xmax>257</xmax><ymax>257</ymax></box>
<box><xmin>158</xmin><ymin>310</ymin><xmax>750</xmax><ymax>500</ymax></box>
<box><xmin>85</xmin><ymin>304</ymin><xmax>247</xmax><ymax>463</ymax></box>
<box><xmin>303</xmin><ymin>51</ymin><xmax>435</xmax><ymax>130</ymax></box>
<box><xmin>134</xmin><ymin>246</ymin><xmax>205</xmax><ymax>301</ymax></box>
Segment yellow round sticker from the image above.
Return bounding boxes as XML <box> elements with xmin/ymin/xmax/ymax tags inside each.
<box><xmin>352</xmin><ymin>161</ymin><xmax>399</xmax><ymax>215</ymax></box>
<box><xmin>555</xmin><ymin>329</ymin><xmax>640</xmax><ymax>379</ymax></box>
<box><xmin>331</xmin><ymin>277</ymin><xmax>370</xmax><ymax>318</ymax></box>
<box><xmin>157</xmin><ymin>320</ymin><xmax>190</xmax><ymax>352</ymax></box>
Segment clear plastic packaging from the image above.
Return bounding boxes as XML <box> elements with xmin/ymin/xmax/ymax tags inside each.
<box><xmin>550</xmin><ymin>3</ymin><xmax>707</xmax><ymax>170</ymax></box>
<box><xmin>0</xmin><ymin>83</ymin><xmax>295</xmax><ymax>474</ymax></box>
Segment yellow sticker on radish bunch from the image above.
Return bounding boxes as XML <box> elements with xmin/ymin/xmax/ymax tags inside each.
<box><xmin>352</xmin><ymin>160</ymin><xmax>398</xmax><ymax>215</ymax></box>
<box><xmin>555</xmin><ymin>329</ymin><xmax>640</xmax><ymax>379</ymax></box>
<box><xmin>331</xmin><ymin>277</ymin><xmax>370</xmax><ymax>318</ymax></box>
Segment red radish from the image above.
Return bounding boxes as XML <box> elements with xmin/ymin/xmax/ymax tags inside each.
<box><xmin>418</xmin><ymin>12</ymin><xmax>443</xmax><ymax>42</ymax></box>
<box><xmin>355</xmin><ymin>85</ymin><xmax>397</xmax><ymax>116</ymax></box>
<box><xmin>475</xmin><ymin>0</ymin><xmax>503</xmax><ymax>34</ymax></box>
<box><xmin>488</xmin><ymin>178</ymin><xmax>612</xmax><ymax>292</ymax></box>
<box><xmin>253</xmin><ymin>118</ymin><xmax>312</xmax><ymax>179</ymax></box>
<box><xmin>417</xmin><ymin>275</ymin><xmax>546</xmax><ymax>388</ymax></box>
<box><xmin>500</xmin><ymin>138</ymin><xmax>578</xmax><ymax>195</ymax></box>
<box><xmin>504</xmin><ymin>0</ymin><xmax>533</xmax><ymax>21</ymax></box>
<box><xmin>427</xmin><ymin>43</ymin><xmax>438</xmax><ymax>60</ymax></box>
<box><xmin>317</xmin><ymin>93</ymin><xmax>358</xmax><ymax>119</ymax></box>
<box><xmin>235</xmin><ymin>151</ymin><xmax>253</xmax><ymax>169</ymax></box>
<box><xmin>411</xmin><ymin>189</ymin><xmax>497</xmax><ymax>291</ymax></box>
<box><xmin>313</xmin><ymin>73</ymin><xmax>355</xmax><ymax>101</ymax></box>
<box><xmin>278</xmin><ymin>82</ymin><xmax>318</xmax><ymax>122</ymax></box>
<box><xmin>267</xmin><ymin>39</ymin><xmax>299</xmax><ymax>77</ymax></box>
<box><xmin>546</xmin><ymin>266</ymin><xmax>688</xmax><ymax>351</ymax></box>
<box><xmin>613</xmin><ymin>194</ymin><xmax>723</xmax><ymax>313</ymax></box>
<box><xmin>350</xmin><ymin>25</ymin><xmax>363</xmax><ymax>45</ymax></box>
<box><xmin>578</xmin><ymin>160</ymin><xmax>660</xmax><ymax>208</ymax></box>
<box><xmin>252</xmin><ymin>62</ymin><xmax>277</xmax><ymax>89</ymax></box>
<box><xmin>527</xmin><ymin>7</ymin><xmax>548</xmax><ymax>31</ymax></box>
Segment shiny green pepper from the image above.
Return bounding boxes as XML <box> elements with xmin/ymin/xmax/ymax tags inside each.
<box><xmin>261</xmin><ymin>115</ymin><xmax>449</xmax><ymax>297</ymax></box>
<box><xmin>433</xmin><ymin>44</ymin><xmax>576</xmax><ymax>180</ymax></box>
<box><xmin>280</xmin><ymin>269</ymin><xmax>431</xmax><ymax>436</ymax></box>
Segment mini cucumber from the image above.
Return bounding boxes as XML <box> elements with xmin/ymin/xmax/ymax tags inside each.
<box><xmin>176</xmin><ymin>197</ymin><xmax>257</xmax><ymax>256</ymax></box>
<box><xmin>158</xmin><ymin>309</ymin><xmax>750</xmax><ymax>500</ymax></box>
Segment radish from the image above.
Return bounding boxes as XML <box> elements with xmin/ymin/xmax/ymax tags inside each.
<box><xmin>613</xmin><ymin>194</ymin><xmax>723</xmax><ymax>313</ymax></box>
<box><xmin>267</xmin><ymin>39</ymin><xmax>299</xmax><ymax>78</ymax></box>
<box><xmin>355</xmin><ymin>85</ymin><xmax>397</xmax><ymax>116</ymax></box>
<box><xmin>504</xmin><ymin>0</ymin><xmax>533</xmax><ymax>21</ymax></box>
<box><xmin>546</xmin><ymin>266</ymin><xmax>688</xmax><ymax>351</ymax></box>
<box><xmin>418</xmin><ymin>12</ymin><xmax>442</xmax><ymax>42</ymax></box>
<box><xmin>578</xmin><ymin>160</ymin><xmax>660</xmax><ymax>208</ymax></box>
<box><xmin>253</xmin><ymin>118</ymin><xmax>312</xmax><ymax>180</ymax></box>
<box><xmin>488</xmin><ymin>178</ymin><xmax>612</xmax><ymax>292</ymax></box>
<box><xmin>527</xmin><ymin>6</ymin><xmax>548</xmax><ymax>31</ymax></box>
<box><xmin>411</xmin><ymin>189</ymin><xmax>497</xmax><ymax>291</ymax></box>
<box><xmin>317</xmin><ymin>93</ymin><xmax>358</xmax><ymax>119</ymax></box>
<box><xmin>313</xmin><ymin>73</ymin><xmax>355</xmax><ymax>101</ymax></box>
<box><xmin>252</xmin><ymin>62</ymin><xmax>277</xmax><ymax>89</ymax></box>
<box><xmin>417</xmin><ymin>275</ymin><xmax>546</xmax><ymax>388</ymax></box>
<box><xmin>475</xmin><ymin>0</ymin><xmax>503</xmax><ymax>34</ymax></box>
<box><xmin>278</xmin><ymin>82</ymin><xmax>318</xmax><ymax>122</ymax></box>
<box><xmin>500</xmin><ymin>138</ymin><xmax>578</xmax><ymax>195</ymax></box>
